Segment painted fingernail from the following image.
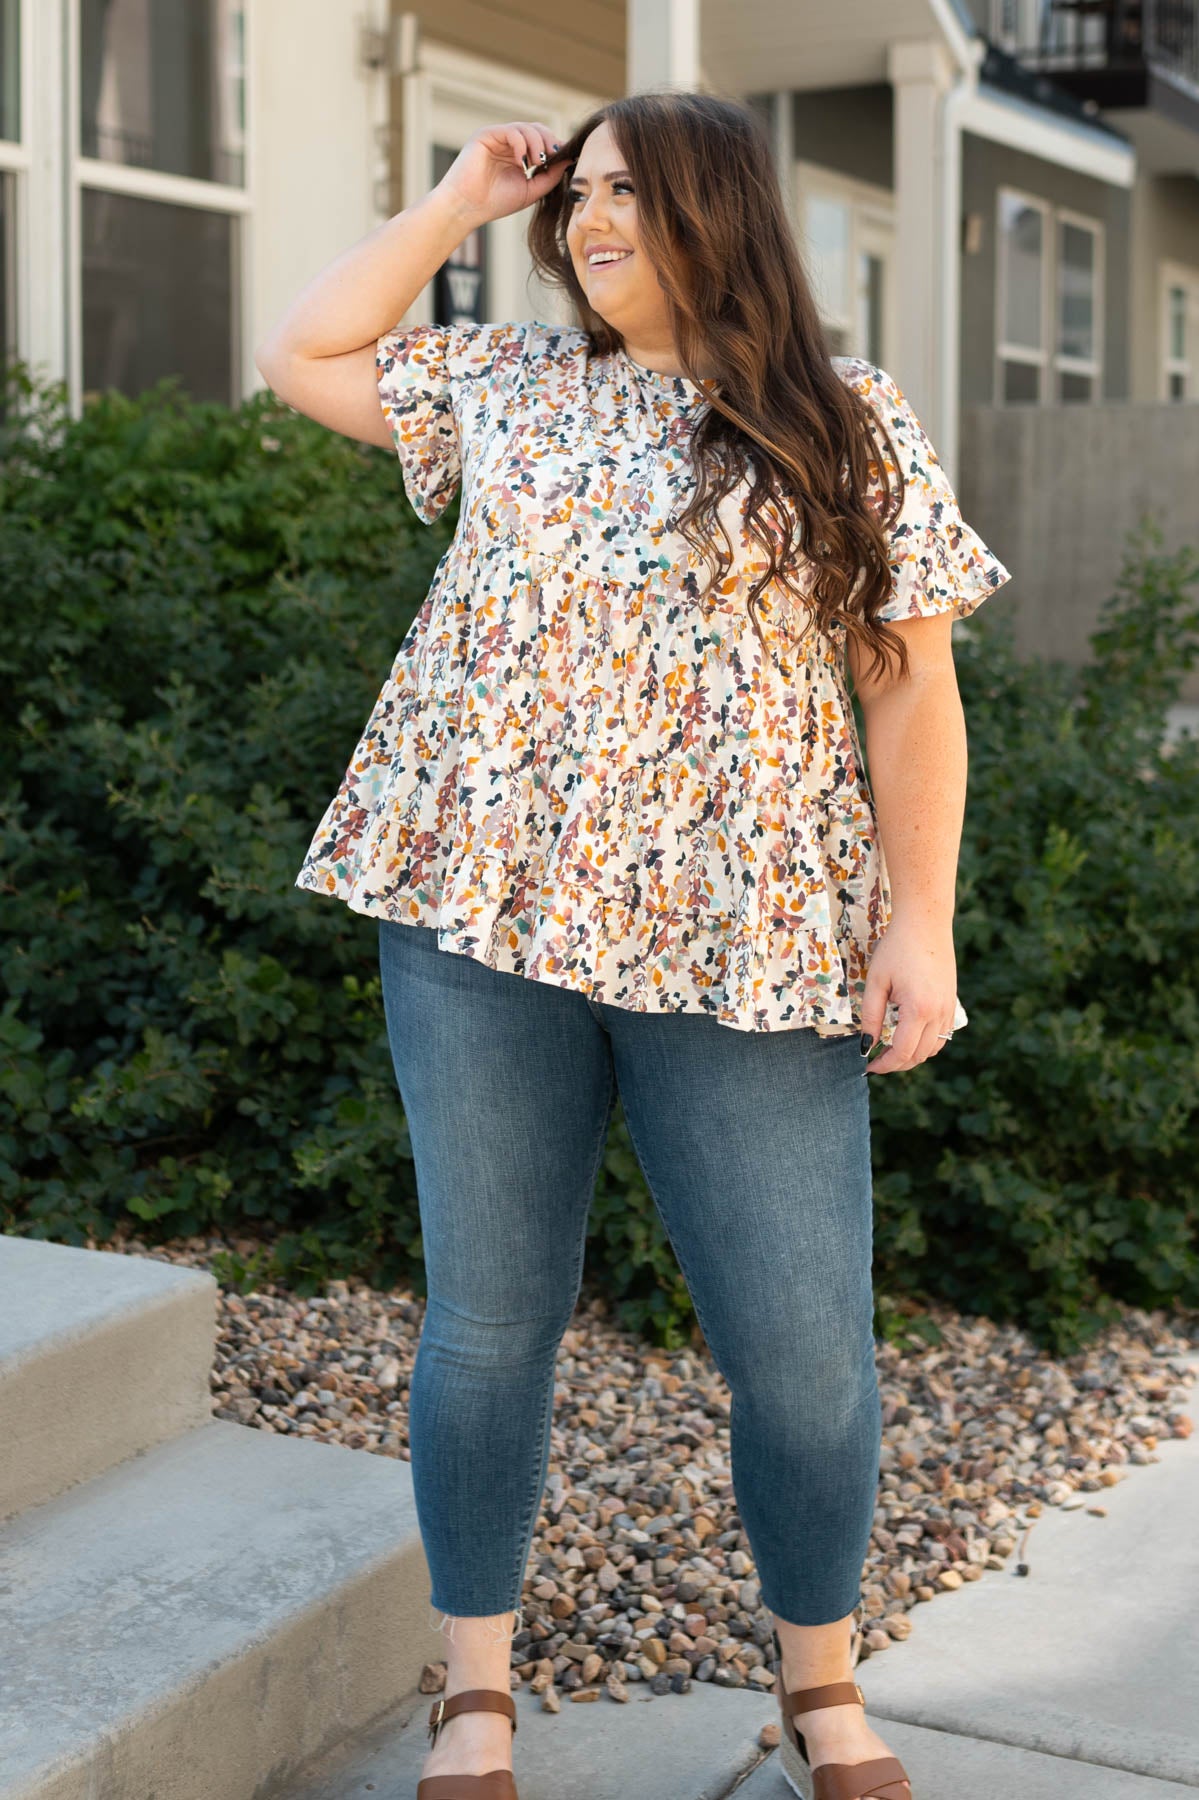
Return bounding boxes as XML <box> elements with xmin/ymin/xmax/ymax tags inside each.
<box><xmin>521</xmin><ymin>154</ymin><xmax>531</xmax><ymax>176</ymax></box>
<box><xmin>859</xmin><ymin>1033</ymin><xmax>874</xmax><ymax>1056</ymax></box>
<box><xmin>539</xmin><ymin>149</ymin><xmax>548</xmax><ymax>163</ymax></box>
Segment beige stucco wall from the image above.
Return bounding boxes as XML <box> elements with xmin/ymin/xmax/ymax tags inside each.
<box><xmin>248</xmin><ymin>0</ymin><xmax>391</xmax><ymax>390</ymax></box>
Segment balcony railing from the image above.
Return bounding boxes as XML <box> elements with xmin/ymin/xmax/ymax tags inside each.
<box><xmin>1012</xmin><ymin>0</ymin><xmax>1199</xmax><ymax>91</ymax></box>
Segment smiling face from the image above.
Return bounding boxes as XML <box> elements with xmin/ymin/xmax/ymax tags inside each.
<box><xmin>564</xmin><ymin>119</ymin><xmax>678</xmax><ymax>370</ymax></box>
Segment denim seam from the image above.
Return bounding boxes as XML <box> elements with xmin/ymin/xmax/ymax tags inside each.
<box><xmin>502</xmin><ymin>1058</ymin><xmax>619</xmax><ymax>1613</ymax></box>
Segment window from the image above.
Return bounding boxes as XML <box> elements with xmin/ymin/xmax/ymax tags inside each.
<box><xmin>997</xmin><ymin>191</ymin><xmax>1047</xmax><ymax>401</ymax></box>
<box><xmin>1</xmin><ymin>0</ymin><xmax>18</xmax><ymax>142</ymax></box>
<box><xmin>81</xmin><ymin>188</ymin><xmax>235</xmax><ymax>406</ymax></box>
<box><xmin>79</xmin><ymin>0</ymin><xmax>246</xmax><ymax>405</ymax></box>
<box><xmin>1056</xmin><ymin>212</ymin><xmax>1101</xmax><ymax>401</ymax></box>
<box><xmin>806</xmin><ymin>192</ymin><xmax>849</xmax><ymax>350</ymax></box>
<box><xmin>860</xmin><ymin>248</ymin><xmax>885</xmax><ymax>366</ymax></box>
<box><xmin>1162</xmin><ymin>263</ymin><xmax>1199</xmax><ymax>401</ymax></box>
<box><xmin>80</xmin><ymin>0</ymin><xmax>245</xmax><ymax>184</ymax></box>
<box><xmin>797</xmin><ymin>162</ymin><xmax>894</xmax><ymax>366</ymax></box>
<box><xmin>996</xmin><ymin>187</ymin><xmax>1102</xmax><ymax>403</ymax></box>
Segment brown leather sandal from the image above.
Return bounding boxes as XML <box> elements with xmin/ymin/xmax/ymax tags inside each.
<box><xmin>417</xmin><ymin>1687</ymin><xmax>519</xmax><ymax>1800</ymax></box>
<box><xmin>773</xmin><ymin>1624</ymin><xmax>912</xmax><ymax>1800</ymax></box>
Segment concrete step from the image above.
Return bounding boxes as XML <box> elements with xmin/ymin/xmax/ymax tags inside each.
<box><xmin>281</xmin><ymin>1672</ymin><xmax>776</xmax><ymax>1800</ymax></box>
<box><xmin>0</xmin><ymin>1235</ymin><xmax>217</xmax><ymax>1521</ymax></box>
<box><xmin>0</xmin><ymin>1415</ymin><xmax>448</xmax><ymax>1800</ymax></box>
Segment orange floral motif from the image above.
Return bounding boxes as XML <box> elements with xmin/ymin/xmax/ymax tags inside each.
<box><xmin>295</xmin><ymin>321</ymin><xmax>1013</xmax><ymax>1041</ymax></box>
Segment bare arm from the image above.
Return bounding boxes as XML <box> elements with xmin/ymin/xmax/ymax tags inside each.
<box><xmin>254</xmin><ymin>190</ymin><xmax>480</xmax><ymax>448</ymax></box>
<box><xmin>846</xmin><ymin>613</ymin><xmax>966</xmax><ymax>1072</ymax></box>
<box><xmin>850</xmin><ymin>614</ymin><xmax>965</xmax><ymax>931</ymax></box>
<box><xmin>253</xmin><ymin>120</ymin><xmax>567</xmax><ymax>449</ymax></box>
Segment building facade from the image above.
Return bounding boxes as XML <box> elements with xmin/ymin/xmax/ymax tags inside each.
<box><xmin>976</xmin><ymin>0</ymin><xmax>1199</xmax><ymax>404</ymax></box>
<box><xmin>7</xmin><ymin>2</ymin><xmax>1197</xmax><ymax>422</ymax></box>
<box><xmin>3</xmin><ymin>0</ymin><xmax>1196</xmax><ymax>690</ymax></box>
<box><xmin>0</xmin><ymin>0</ymin><xmax>620</xmax><ymax>415</ymax></box>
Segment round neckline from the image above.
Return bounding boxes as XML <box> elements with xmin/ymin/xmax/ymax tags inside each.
<box><xmin>618</xmin><ymin>344</ymin><xmax>711</xmax><ymax>396</ymax></box>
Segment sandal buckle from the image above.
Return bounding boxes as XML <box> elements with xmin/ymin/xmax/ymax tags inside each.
<box><xmin>855</xmin><ymin>1683</ymin><xmax>864</xmax><ymax>1705</ymax></box>
<box><xmin>428</xmin><ymin>1697</ymin><xmax>445</xmax><ymax>1744</ymax></box>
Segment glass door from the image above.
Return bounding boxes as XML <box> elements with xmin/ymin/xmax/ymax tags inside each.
<box><xmin>798</xmin><ymin>166</ymin><xmax>894</xmax><ymax>367</ymax></box>
<box><xmin>855</xmin><ymin>210</ymin><xmax>893</xmax><ymax>370</ymax></box>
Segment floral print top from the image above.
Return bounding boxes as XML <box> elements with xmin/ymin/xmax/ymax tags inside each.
<box><xmin>295</xmin><ymin>320</ymin><xmax>1013</xmax><ymax>1040</ymax></box>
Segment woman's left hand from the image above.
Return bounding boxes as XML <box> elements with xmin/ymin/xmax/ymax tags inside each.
<box><xmin>859</xmin><ymin>918</ymin><xmax>959</xmax><ymax>1075</ymax></box>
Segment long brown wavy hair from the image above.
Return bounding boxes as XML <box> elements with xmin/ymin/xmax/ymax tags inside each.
<box><xmin>528</xmin><ymin>90</ymin><xmax>912</xmax><ymax>684</ymax></box>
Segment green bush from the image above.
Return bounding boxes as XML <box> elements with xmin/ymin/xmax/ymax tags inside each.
<box><xmin>2</xmin><ymin>365</ymin><xmax>1196</xmax><ymax>1353</ymax></box>
<box><xmin>865</xmin><ymin>517</ymin><xmax>1199</xmax><ymax>1351</ymax></box>
<box><xmin>0</xmin><ymin>364</ymin><xmax>436</xmax><ymax>1289</ymax></box>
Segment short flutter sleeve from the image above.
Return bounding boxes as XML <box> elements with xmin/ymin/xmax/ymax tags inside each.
<box><xmin>847</xmin><ymin>360</ymin><xmax>1013</xmax><ymax>623</ymax></box>
<box><xmin>375</xmin><ymin>319</ymin><xmax>529</xmax><ymax>525</ymax></box>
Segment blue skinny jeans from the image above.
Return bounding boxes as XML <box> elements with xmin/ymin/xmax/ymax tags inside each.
<box><xmin>377</xmin><ymin>917</ymin><xmax>881</xmax><ymax>1638</ymax></box>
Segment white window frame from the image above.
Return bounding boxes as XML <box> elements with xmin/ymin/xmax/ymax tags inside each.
<box><xmin>1161</xmin><ymin>259</ymin><xmax>1199</xmax><ymax>402</ymax></box>
<box><xmin>794</xmin><ymin>159</ymin><xmax>896</xmax><ymax>369</ymax></box>
<box><xmin>995</xmin><ymin>184</ymin><xmax>1104</xmax><ymax>404</ymax></box>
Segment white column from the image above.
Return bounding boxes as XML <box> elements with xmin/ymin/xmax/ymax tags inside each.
<box><xmin>886</xmin><ymin>37</ymin><xmax>957</xmax><ymax>455</ymax></box>
<box><xmin>24</xmin><ymin>0</ymin><xmax>70</xmax><ymax>394</ymax></box>
<box><xmin>627</xmin><ymin>0</ymin><xmax>699</xmax><ymax>93</ymax></box>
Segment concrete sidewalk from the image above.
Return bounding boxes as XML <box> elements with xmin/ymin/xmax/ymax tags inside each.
<box><xmin>742</xmin><ymin>1341</ymin><xmax>1199</xmax><ymax>1800</ymax></box>
<box><xmin>284</xmin><ymin>1344</ymin><xmax>1199</xmax><ymax>1800</ymax></box>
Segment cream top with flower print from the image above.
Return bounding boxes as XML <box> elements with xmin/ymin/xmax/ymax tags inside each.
<box><xmin>295</xmin><ymin>320</ymin><xmax>1013</xmax><ymax>1040</ymax></box>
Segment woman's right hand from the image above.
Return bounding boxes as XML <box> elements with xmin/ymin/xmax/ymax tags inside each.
<box><xmin>436</xmin><ymin>121</ymin><xmax>568</xmax><ymax>228</ymax></box>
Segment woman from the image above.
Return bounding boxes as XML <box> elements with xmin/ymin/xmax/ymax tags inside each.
<box><xmin>257</xmin><ymin>90</ymin><xmax>1011</xmax><ymax>1800</ymax></box>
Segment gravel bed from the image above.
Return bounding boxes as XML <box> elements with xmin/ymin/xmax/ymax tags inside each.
<box><xmin>92</xmin><ymin>1229</ymin><xmax>1197</xmax><ymax>1712</ymax></box>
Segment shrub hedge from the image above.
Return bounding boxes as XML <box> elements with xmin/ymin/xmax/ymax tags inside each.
<box><xmin>2</xmin><ymin>362</ymin><xmax>1196</xmax><ymax>1354</ymax></box>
